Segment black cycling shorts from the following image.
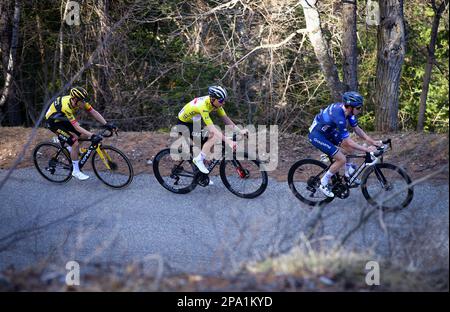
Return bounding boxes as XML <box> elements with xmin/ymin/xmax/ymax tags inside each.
<box><xmin>176</xmin><ymin>119</ymin><xmax>208</xmax><ymax>145</ymax></box>
<box><xmin>46</xmin><ymin>114</ymin><xmax>81</xmax><ymax>146</ymax></box>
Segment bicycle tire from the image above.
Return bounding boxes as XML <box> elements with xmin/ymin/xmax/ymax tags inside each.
<box><xmin>361</xmin><ymin>163</ymin><xmax>414</xmax><ymax>211</ymax></box>
<box><xmin>33</xmin><ymin>142</ymin><xmax>72</xmax><ymax>183</ymax></box>
<box><xmin>91</xmin><ymin>145</ymin><xmax>134</xmax><ymax>189</ymax></box>
<box><xmin>219</xmin><ymin>152</ymin><xmax>268</xmax><ymax>199</ymax></box>
<box><xmin>287</xmin><ymin>159</ymin><xmax>334</xmax><ymax>206</ymax></box>
<box><xmin>153</xmin><ymin>148</ymin><xmax>197</xmax><ymax>194</ymax></box>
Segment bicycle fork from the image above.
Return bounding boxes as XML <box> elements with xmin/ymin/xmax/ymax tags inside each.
<box><xmin>95</xmin><ymin>145</ymin><xmax>115</xmax><ymax>170</ymax></box>
<box><xmin>373</xmin><ymin>166</ymin><xmax>391</xmax><ymax>190</ymax></box>
<box><xmin>232</xmin><ymin>160</ymin><xmax>249</xmax><ymax>179</ymax></box>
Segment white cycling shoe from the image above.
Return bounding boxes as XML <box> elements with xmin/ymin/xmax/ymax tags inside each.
<box><xmin>319</xmin><ymin>183</ymin><xmax>335</xmax><ymax>198</ymax></box>
<box><xmin>72</xmin><ymin>171</ymin><xmax>90</xmax><ymax>180</ymax></box>
<box><xmin>193</xmin><ymin>158</ymin><xmax>210</xmax><ymax>174</ymax></box>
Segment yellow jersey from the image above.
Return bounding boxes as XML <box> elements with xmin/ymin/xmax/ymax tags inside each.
<box><xmin>178</xmin><ymin>96</ymin><xmax>226</xmax><ymax>126</ymax></box>
<box><xmin>45</xmin><ymin>95</ymin><xmax>93</xmax><ymax>124</ymax></box>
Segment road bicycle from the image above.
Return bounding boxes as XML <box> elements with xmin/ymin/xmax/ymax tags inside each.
<box><xmin>153</xmin><ymin>131</ymin><xmax>268</xmax><ymax>198</ymax></box>
<box><xmin>287</xmin><ymin>139</ymin><xmax>414</xmax><ymax>211</ymax></box>
<box><xmin>33</xmin><ymin>126</ymin><xmax>133</xmax><ymax>189</ymax></box>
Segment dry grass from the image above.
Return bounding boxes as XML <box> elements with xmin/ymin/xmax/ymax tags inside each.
<box><xmin>1</xmin><ymin>127</ymin><xmax>448</xmax><ymax>181</ymax></box>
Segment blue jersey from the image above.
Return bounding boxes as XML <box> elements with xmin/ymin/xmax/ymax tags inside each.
<box><xmin>309</xmin><ymin>103</ymin><xmax>358</xmax><ymax>141</ymax></box>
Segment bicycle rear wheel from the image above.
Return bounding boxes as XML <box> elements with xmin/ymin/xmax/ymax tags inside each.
<box><xmin>220</xmin><ymin>153</ymin><xmax>268</xmax><ymax>199</ymax></box>
<box><xmin>153</xmin><ymin>148</ymin><xmax>197</xmax><ymax>194</ymax></box>
<box><xmin>361</xmin><ymin>163</ymin><xmax>414</xmax><ymax>211</ymax></box>
<box><xmin>92</xmin><ymin>145</ymin><xmax>134</xmax><ymax>189</ymax></box>
<box><xmin>287</xmin><ymin>159</ymin><xmax>334</xmax><ymax>206</ymax></box>
<box><xmin>33</xmin><ymin>142</ymin><xmax>72</xmax><ymax>183</ymax></box>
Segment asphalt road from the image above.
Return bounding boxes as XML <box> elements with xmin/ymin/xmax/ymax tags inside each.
<box><xmin>0</xmin><ymin>168</ymin><xmax>448</xmax><ymax>277</ymax></box>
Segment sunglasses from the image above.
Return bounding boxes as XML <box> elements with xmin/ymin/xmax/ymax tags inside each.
<box><xmin>354</xmin><ymin>106</ymin><xmax>362</xmax><ymax>110</ymax></box>
<box><xmin>217</xmin><ymin>98</ymin><xmax>225</xmax><ymax>104</ymax></box>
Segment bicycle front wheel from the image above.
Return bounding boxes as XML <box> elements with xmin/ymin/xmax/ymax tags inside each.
<box><xmin>33</xmin><ymin>142</ymin><xmax>72</xmax><ymax>183</ymax></box>
<box><xmin>92</xmin><ymin>145</ymin><xmax>134</xmax><ymax>189</ymax></box>
<box><xmin>220</xmin><ymin>153</ymin><xmax>268</xmax><ymax>199</ymax></box>
<box><xmin>287</xmin><ymin>159</ymin><xmax>334</xmax><ymax>206</ymax></box>
<box><xmin>361</xmin><ymin>163</ymin><xmax>414</xmax><ymax>211</ymax></box>
<box><xmin>152</xmin><ymin>148</ymin><xmax>197</xmax><ymax>194</ymax></box>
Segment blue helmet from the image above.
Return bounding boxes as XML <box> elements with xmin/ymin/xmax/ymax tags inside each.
<box><xmin>342</xmin><ymin>91</ymin><xmax>363</xmax><ymax>107</ymax></box>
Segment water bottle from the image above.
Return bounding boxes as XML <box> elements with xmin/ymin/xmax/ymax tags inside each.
<box><xmin>320</xmin><ymin>154</ymin><xmax>329</xmax><ymax>163</ymax></box>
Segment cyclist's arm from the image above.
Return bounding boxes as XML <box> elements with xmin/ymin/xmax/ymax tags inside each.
<box><xmin>72</xmin><ymin>121</ymin><xmax>94</xmax><ymax>138</ymax></box>
<box><xmin>206</xmin><ymin>124</ymin><xmax>235</xmax><ymax>147</ymax></box>
<box><xmin>221</xmin><ymin>115</ymin><xmax>248</xmax><ymax>135</ymax></box>
<box><xmin>202</xmin><ymin>109</ymin><xmax>234</xmax><ymax>147</ymax></box>
<box><xmin>341</xmin><ymin>137</ymin><xmax>376</xmax><ymax>153</ymax></box>
<box><xmin>221</xmin><ymin>115</ymin><xmax>234</xmax><ymax>126</ymax></box>
<box><xmin>221</xmin><ymin>115</ymin><xmax>240</xmax><ymax>131</ymax></box>
<box><xmin>88</xmin><ymin>107</ymin><xmax>107</xmax><ymax>126</ymax></box>
<box><xmin>353</xmin><ymin>126</ymin><xmax>381</xmax><ymax>146</ymax></box>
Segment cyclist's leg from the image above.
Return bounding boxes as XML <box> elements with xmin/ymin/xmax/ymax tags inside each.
<box><xmin>177</xmin><ymin>120</ymin><xmax>209</xmax><ymax>174</ymax></box>
<box><xmin>47</xmin><ymin>118</ymin><xmax>78</xmax><ymax>156</ymax></box>
<box><xmin>334</xmin><ymin>134</ymin><xmax>358</xmax><ymax>178</ymax></box>
<box><xmin>194</xmin><ymin>122</ymin><xmax>222</xmax><ymax>174</ymax></box>
<box><xmin>308</xmin><ymin>131</ymin><xmax>345</xmax><ymax>196</ymax></box>
<box><xmin>200</xmin><ymin>131</ymin><xmax>219</xmax><ymax>158</ymax></box>
<box><xmin>175</xmin><ymin>120</ymin><xmax>194</xmax><ymax>158</ymax></box>
<box><xmin>50</xmin><ymin>119</ymin><xmax>90</xmax><ymax>179</ymax></box>
<box><xmin>56</xmin><ymin>121</ymin><xmax>81</xmax><ymax>160</ymax></box>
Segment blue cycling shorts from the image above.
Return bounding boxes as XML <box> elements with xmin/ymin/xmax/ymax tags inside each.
<box><xmin>308</xmin><ymin>130</ymin><xmax>343</xmax><ymax>157</ymax></box>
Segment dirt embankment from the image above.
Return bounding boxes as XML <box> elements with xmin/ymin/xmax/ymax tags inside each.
<box><xmin>0</xmin><ymin>127</ymin><xmax>448</xmax><ymax>181</ymax></box>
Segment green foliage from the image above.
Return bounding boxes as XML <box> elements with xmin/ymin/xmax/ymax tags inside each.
<box><xmin>161</xmin><ymin>54</ymin><xmax>225</xmax><ymax>103</ymax></box>
<box><xmin>398</xmin><ymin>3</ymin><xmax>449</xmax><ymax>133</ymax></box>
<box><xmin>3</xmin><ymin>0</ymin><xmax>448</xmax><ymax>133</ymax></box>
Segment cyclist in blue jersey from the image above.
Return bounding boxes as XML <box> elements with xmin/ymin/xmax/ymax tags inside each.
<box><xmin>308</xmin><ymin>91</ymin><xmax>383</xmax><ymax>197</ymax></box>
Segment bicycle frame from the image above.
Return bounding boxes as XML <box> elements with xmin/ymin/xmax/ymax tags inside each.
<box><xmin>171</xmin><ymin>133</ymin><xmax>241</xmax><ymax>180</ymax></box>
<box><xmin>315</xmin><ymin>142</ymin><xmax>390</xmax><ymax>189</ymax></box>
<box><xmin>76</xmin><ymin>143</ymin><xmax>112</xmax><ymax>170</ymax></box>
<box><xmin>73</xmin><ymin>128</ymin><xmax>114</xmax><ymax>170</ymax></box>
<box><xmin>170</xmin><ymin>156</ymin><xmax>222</xmax><ymax>179</ymax></box>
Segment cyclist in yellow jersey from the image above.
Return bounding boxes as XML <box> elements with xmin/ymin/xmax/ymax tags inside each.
<box><xmin>177</xmin><ymin>85</ymin><xmax>248</xmax><ymax>174</ymax></box>
<box><xmin>45</xmin><ymin>86</ymin><xmax>116</xmax><ymax>180</ymax></box>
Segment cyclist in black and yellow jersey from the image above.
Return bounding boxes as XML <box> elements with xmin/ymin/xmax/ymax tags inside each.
<box><xmin>177</xmin><ymin>85</ymin><xmax>248</xmax><ymax>174</ymax></box>
<box><xmin>45</xmin><ymin>86</ymin><xmax>116</xmax><ymax>180</ymax></box>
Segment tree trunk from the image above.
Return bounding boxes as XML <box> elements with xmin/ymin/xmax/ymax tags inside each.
<box><xmin>94</xmin><ymin>0</ymin><xmax>112</xmax><ymax>111</ymax></box>
<box><xmin>35</xmin><ymin>11</ymin><xmax>49</xmax><ymax>103</ymax></box>
<box><xmin>0</xmin><ymin>1</ymin><xmax>11</xmax><ymax>69</ymax></box>
<box><xmin>300</xmin><ymin>0</ymin><xmax>344</xmax><ymax>101</ymax></box>
<box><xmin>51</xmin><ymin>0</ymin><xmax>66</xmax><ymax>93</ymax></box>
<box><xmin>0</xmin><ymin>0</ymin><xmax>21</xmax><ymax>125</ymax></box>
<box><xmin>374</xmin><ymin>0</ymin><xmax>406</xmax><ymax>132</ymax></box>
<box><xmin>342</xmin><ymin>0</ymin><xmax>358</xmax><ymax>91</ymax></box>
<box><xmin>0</xmin><ymin>0</ymin><xmax>10</xmax><ymax>124</ymax></box>
<box><xmin>417</xmin><ymin>0</ymin><xmax>448</xmax><ymax>131</ymax></box>
<box><xmin>59</xmin><ymin>0</ymin><xmax>66</xmax><ymax>85</ymax></box>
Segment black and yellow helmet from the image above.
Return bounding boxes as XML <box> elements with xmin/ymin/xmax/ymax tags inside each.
<box><xmin>70</xmin><ymin>86</ymin><xmax>88</xmax><ymax>100</ymax></box>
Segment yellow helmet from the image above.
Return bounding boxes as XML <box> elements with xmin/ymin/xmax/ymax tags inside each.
<box><xmin>70</xmin><ymin>86</ymin><xmax>88</xmax><ymax>100</ymax></box>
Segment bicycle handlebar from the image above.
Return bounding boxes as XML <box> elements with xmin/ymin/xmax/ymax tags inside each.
<box><xmin>98</xmin><ymin>127</ymin><xmax>116</xmax><ymax>138</ymax></box>
<box><xmin>369</xmin><ymin>138</ymin><xmax>391</xmax><ymax>159</ymax></box>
